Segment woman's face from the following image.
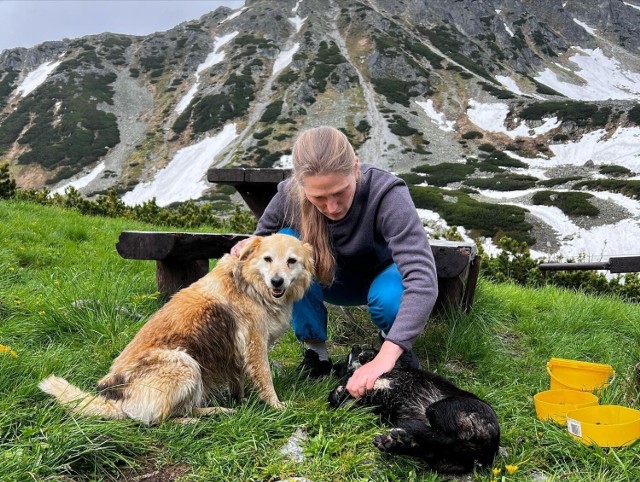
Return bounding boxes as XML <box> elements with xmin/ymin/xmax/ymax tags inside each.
<box><xmin>302</xmin><ymin>169</ymin><xmax>357</xmax><ymax>221</ymax></box>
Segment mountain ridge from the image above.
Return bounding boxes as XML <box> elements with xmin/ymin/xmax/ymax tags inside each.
<box><xmin>1</xmin><ymin>0</ymin><xmax>640</xmax><ymax>260</ymax></box>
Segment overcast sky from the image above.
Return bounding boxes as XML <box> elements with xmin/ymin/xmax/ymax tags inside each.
<box><xmin>0</xmin><ymin>0</ymin><xmax>245</xmax><ymax>52</ymax></box>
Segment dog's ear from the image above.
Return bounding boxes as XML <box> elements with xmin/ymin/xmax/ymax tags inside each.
<box><xmin>301</xmin><ymin>242</ymin><xmax>316</xmax><ymax>278</ymax></box>
<box><xmin>238</xmin><ymin>236</ymin><xmax>263</xmax><ymax>261</ymax></box>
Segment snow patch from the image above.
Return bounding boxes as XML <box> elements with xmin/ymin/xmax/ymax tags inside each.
<box><xmin>416</xmin><ymin>100</ymin><xmax>455</xmax><ymax>132</ymax></box>
<box><xmin>535</xmin><ymin>48</ymin><xmax>640</xmax><ymax>100</ymax></box>
<box><xmin>15</xmin><ymin>60</ymin><xmax>62</xmax><ymax>97</ymax></box>
<box><xmin>50</xmin><ymin>162</ymin><xmax>106</xmax><ymax>196</ymax></box>
<box><xmin>272</xmin><ymin>43</ymin><xmax>300</xmax><ymax>78</ymax></box>
<box><xmin>467</xmin><ymin>99</ymin><xmax>560</xmax><ymax>138</ymax></box>
<box><xmin>122</xmin><ymin>123</ymin><xmax>238</xmax><ymax>206</ymax></box>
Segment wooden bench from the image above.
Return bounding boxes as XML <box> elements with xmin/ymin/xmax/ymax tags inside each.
<box><xmin>116</xmin><ymin>231</ymin><xmax>480</xmax><ymax>313</ymax></box>
<box><xmin>116</xmin><ymin>167</ymin><xmax>481</xmax><ymax>313</ymax></box>
<box><xmin>208</xmin><ymin>167</ymin><xmax>290</xmax><ymax>218</ymax></box>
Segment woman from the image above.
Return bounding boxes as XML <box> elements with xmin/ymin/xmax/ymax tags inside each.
<box><xmin>232</xmin><ymin>126</ymin><xmax>438</xmax><ymax>398</ymax></box>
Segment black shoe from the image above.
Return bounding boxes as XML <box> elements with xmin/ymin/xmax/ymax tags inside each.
<box><xmin>297</xmin><ymin>349</ymin><xmax>333</xmax><ymax>378</ymax></box>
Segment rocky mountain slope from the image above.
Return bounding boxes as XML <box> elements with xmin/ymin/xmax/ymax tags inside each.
<box><xmin>1</xmin><ymin>0</ymin><xmax>640</xmax><ymax>260</ymax></box>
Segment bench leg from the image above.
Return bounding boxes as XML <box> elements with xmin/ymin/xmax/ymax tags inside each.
<box><xmin>156</xmin><ymin>259</ymin><xmax>209</xmax><ymax>297</ymax></box>
<box><xmin>462</xmin><ymin>256</ymin><xmax>481</xmax><ymax>313</ymax></box>
<box><xmin>433</xmin><ymin>256</ymin><xmax>481</xmax><ymax>314</ymax></box>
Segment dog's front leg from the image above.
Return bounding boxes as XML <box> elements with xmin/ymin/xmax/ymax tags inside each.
<box><xmin>328</xmin><ymin>385</ymin><xmax>353</xmax><ymax>407</ymax></box>
<box><xmin>244</xmin><ymin>334</ymin><xmax>282</xmax><ymax>408</ymax></box>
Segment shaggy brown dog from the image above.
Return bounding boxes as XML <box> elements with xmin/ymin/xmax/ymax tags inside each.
<box><xmin>39</xmin><ymin>234</ymin><xmax>314</xmax><ymax>424</ymax></box>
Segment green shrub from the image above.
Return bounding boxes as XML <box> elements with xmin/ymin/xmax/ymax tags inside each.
<box><xmin>532</xmin><ymin>190</ymin><xmax>599</xmax><ymax>216</ymax></box>
<box><xmin>537</xmin><ymin>176</ymin><xmax>582</xmax><ymax>187</ymax></box>
<box><xmin>599</xmin><ymin>164</ymin><xmax>633</xmax><ymax>177</ymax></box>
<box><xmin>409</xmin><ymin>185</ymin><xmax>534</xmax><ymax>244</ymax></box>
<box><xmin>464</xmin><ymin>173</ymin><xmax>538</xmax><ymax>191</ymax></box>
<box><xmin>478</xmin><ymin>143</ymin><xmax>495</xmax><ymax>152</ymax></box>
<box><xmin>520</xmin><ymin>101</ymin><xmax>609</xmax><ymax>127</ymax></box>
<box><xmin>371</xmin><ymin>78</ymin><xmax>419</xmax><ymax>107</ymax></box>
<box><xmin>397</xmin><ymin>172</ymin><xmax>425</xmax><ymax>185</ymax></box>
<box><xmin>316</xmin><ymin>41</ymin><xmax>346</xmax><ymax>65</ymax></box>
<box><xmin>411</xmin><ymin>162</ymin><xmax>475</xmax><ymax>186</ymax></box>
<box><xmin>629</xmin><ymin>104</ymin><xmax>640</xmax><ymax>125</ymax></box>
<box><xmin>190</xmin><ymin>72</ymin><xmax>255</xmax><ymax>133</ymax></box>
<box><xmin>1</xmin><ymin>72</ymin><xmax>119</xmax><ymax>172</ymax></box>
<box><xmin>574</xmin><ymin>179</ymin><xmax>640</xmax><ymax>199</ymax></box>
<box><xmin>260</xmin><ymin>100</ymin><xmax>283</xmax><ymax>123</ymax></box>
<box><xmin>388</xmin><ymin>116</ymin><xmax>419</xmax><ymax>136</ymax></box>
<box><xmin>462</xmin><ymin>130</ymin><xmax>483</xmax><ymax>140</ymax></box>
<box><xmin>405</xmin><ymin>41</ymin><xmax>444</xmax><ymax>69</ymax></box>
<box><xmin>480</xmin><ymin>150</ymin><xmax>527</xmax><ymax>169</ymax></box>
<box><xmin>0</xmin><ymin>163</ymin><xmax>16</xmax><ymax>199</ymax></box>
<box><xmin>480</xmin><ymin>82</ymin><xmax>515</xmax><ymax>99</ymax></box>
<box><xmin>355</xmin><ymin>119</ymin><xmax>371</xmax><ymax>135</ymax></box>
<box><xmin>253</xmin><ymin>128</ymin><xmax>273</xmax><ymax>140</ymax></box>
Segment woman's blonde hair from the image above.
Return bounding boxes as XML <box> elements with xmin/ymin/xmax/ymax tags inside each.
<box><xmin>288</xmin><ymin>126</ymin><xmax>359</xmax><ymax>285</ymax></box>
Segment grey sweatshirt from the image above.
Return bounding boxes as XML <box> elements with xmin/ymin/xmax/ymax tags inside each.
<box><xmin>255</xmin><ymin>163</ymin><xmax>438</xmax><ymax>352</ymax></box>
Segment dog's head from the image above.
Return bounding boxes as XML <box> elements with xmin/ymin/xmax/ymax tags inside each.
<box><xmin>239</xmin><ymin>234</ymin><xmax>315</xmax><ymax>302</ymax></box>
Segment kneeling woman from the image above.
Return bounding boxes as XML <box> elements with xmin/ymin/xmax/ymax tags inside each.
<box><xmin>232</xmin><ymin>126</ymin><xmax>438</xmax><ymax>398</ymax></box>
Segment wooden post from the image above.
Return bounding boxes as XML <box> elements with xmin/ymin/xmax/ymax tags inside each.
<box><xmin>156</xmin><ymin>259</ymin><xmax>209</xmax><ymax>297</ymax></box>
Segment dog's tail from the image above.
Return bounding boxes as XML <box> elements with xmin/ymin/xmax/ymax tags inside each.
<box><xmin>39</xmin><ymin>374</ymin><xmax>127</xmax><ymax>420</ymax></box>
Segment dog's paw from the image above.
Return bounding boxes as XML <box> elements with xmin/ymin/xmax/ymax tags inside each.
<box><xmin>193</xmin><ymin>407</ymin><xmax>235</xmax><ymax>417</ymax></box>
<box><xmin>328</xmin><ymin>385</ymin><xmax>351</xmax><ymax>407</ymax></box>
<box><xmin>269</xmin><ymin>400</ymin><xmax>288</xmax><ymax>410</ymax></box>
<box><xmin>373</xmin><ymin>428</ymin><xmax>409</xmax><ymax>452</ymax></box>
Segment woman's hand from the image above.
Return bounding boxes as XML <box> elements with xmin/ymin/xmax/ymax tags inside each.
<box><xmin>230</xmin><ymin>236</ymin><xmax>255</xmax><ymax>257</ymax></box>
<box><xmin>345</xmin><ymin>341</ymin><xmax>403</xmax><ymax>398</ymax></box>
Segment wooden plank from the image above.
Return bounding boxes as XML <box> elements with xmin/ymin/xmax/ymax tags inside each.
<box><xmin>207</xmin><ymin>167</ymin><xmax>290</xmax><ymax>185</ymax></box>
<box><xmin>244</xmin><ymin>168</ymin><xmax>290</xmax><ymax>184</ymax></box>
<box><xmin>207</xmin><ymin>168</ymin><xmax>247</xmax><ymax>183</ymax></box>
<box><xmin>609</xmin><ymin>256</ymin><xmax>640</xmax><ymax>273</ymax></box>
<box><xmin>116</xmin><ymin>231</ymin><xmax>249</xmax><ymax>261</ymax></box>
<box><xmin>539</xmin><ymin>261</ymin><xmax>610</xmax><ymax>271</ymax></box>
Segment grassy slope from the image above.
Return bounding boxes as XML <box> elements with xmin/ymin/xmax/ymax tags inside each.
<box><xmin>1</xmin><ymin>199</ymin><xmax>639</xmax><ymax>481</ymax></box>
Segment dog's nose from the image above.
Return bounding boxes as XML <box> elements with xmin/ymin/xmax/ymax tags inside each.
<box><xmin>271</xmin><ymin>276</ymin><xmax>284</xmax><ymax>288</ymax></box>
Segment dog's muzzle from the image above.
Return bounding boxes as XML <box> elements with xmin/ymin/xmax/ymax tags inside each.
<box><xmin>270</xmin><ymin>276</ymin><xmax>286</xmax><ymax>298</ymax></box>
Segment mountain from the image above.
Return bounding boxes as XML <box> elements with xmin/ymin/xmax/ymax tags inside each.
<box><xmin>1</xmin><ymin>0</ymin><xmax>640</xmax><ymax>262</ymax></box>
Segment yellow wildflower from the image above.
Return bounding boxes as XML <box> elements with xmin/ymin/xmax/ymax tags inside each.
<box><xmin>0</xmin><ymin>345</ymin><xmax>18</xmax><ymax>358</ymax></box>
<box><xmin>493</xmin><ymin>467</ymin><xmax>502</xmax><ymax>476</ymax></box>
<box><xmin>506</xmin><ymin>464</ymin><xmax>519</xmax><ymax>475</ymax></box>
<box><xmin>38</xmin><ymin>310</ymin><xmax>46</xmax><ymax>315</ymax></box>
<box><xmin>14</xmin><ymin>299</ymin><xmax>21</xmax><ymax>305</ymax></box>
<box><xmin>8</xmin><ymin>267</ymin><xmax>14</xmax><ymax>272</ymax></box>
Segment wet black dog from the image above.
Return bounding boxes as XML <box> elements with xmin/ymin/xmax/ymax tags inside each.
<box><xmin>328</xmin><ymin>346</ymin><xmax>500</xmax><ymax>473</ymax></box>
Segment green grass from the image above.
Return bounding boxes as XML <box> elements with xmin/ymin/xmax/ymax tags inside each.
<box><xmin>1</xmin><ymin>200</ymin><xmax>640</xmax><ymax>481</ymax></box>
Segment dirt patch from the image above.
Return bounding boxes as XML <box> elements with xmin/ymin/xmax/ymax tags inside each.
<box><xmin>119</xmin><ymin>464</ymin><xmax>192</xmax><ymax>482</ymax></box>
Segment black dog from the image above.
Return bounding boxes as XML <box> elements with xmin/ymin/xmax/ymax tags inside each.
<box><xmin>329</xmin><ymin>346</ymin><xmax>500</xmax><ymax>473</ymax></box>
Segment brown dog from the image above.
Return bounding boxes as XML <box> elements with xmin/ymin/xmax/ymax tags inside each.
<box><xmin>39</xmin><ymin>234</ymin><xmax>314</xmax><ymax>424</ymax></box>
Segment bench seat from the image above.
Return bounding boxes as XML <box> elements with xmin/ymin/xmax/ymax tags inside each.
<box><xmin>116</xmin><ymin>231</ymin><xmax>480</xmax><ymax>313</ymax></box>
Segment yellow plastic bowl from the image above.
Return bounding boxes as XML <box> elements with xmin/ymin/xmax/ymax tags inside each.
<box><xmin>547</xmin><ymin>358</ymin><xmax>614</xmax><ymax>392</ymax></box>
<box><xmin>566</xmin><ymin>405</ymin><xmax>640</xmax><ymax>447</ymax></box>
<box><xmin>534</xmin><ymin>389</ymin><xmax>599</xmax><ymax>424</ymax></box>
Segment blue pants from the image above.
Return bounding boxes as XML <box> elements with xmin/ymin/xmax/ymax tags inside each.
<box><xmin>279</xmin><ymin>228</ymin><xmax>404</xmax><ymax>342</ymax></box>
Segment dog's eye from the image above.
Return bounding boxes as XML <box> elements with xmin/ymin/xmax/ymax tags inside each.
<box><xmin>287</xmin><ymin>258</ymin><xmax>297</xmax><ymax>265</ymax></box>
<box><xmin>263</xmin><ymin>256</ymin><xmax>272</xmax><ymax>263</ymax></box>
